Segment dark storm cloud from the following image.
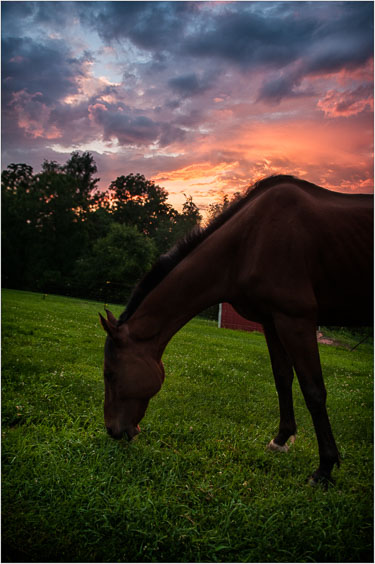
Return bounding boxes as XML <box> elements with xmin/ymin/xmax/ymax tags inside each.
<box><xmin>168</xmin><ymin>73</ymin><xmax>213</xmax><ymax>97</ymax></box>
<box><xmin>80</xmin><ymin>1</ymin><xmax>196</xmax><ymax>51</ymax></box>
<box><xmin>182</xmin><ymin>8</ymin><xmax>312</xmax><ymax>67</ymax></box>
<box><xmin>83</xmin><ymin>2</ymin><xmax>373</xmax><ymax>70</ymax></box>
<box><xmin>90</xmin><ymin>103</ymin><xmax>159</xmax><ymax>145</ymax></box>
<box><xmin>1</xmin><ymin>1</ymin><xmax>36</xmax><ymax>35</ymax></box>
<box><xmin>1</xmin><ymin>22</ymin><xmax>97</xmax><ymax>157</ymax></box>
<box><xmin>89</xmin><ymin>102</ymin><xmax>186</xmax><ymax>147</ymax></box>
<box><xmin>3</xmin><ymin>1</ymin><xmax>373</xmax><ymax>115</ymax></box>
<box><xmin>258</xmin><ymin>70</ymin><xmax>303</xmax><ymax>104</ymax></box>
<box><xmin>32</xmin><ymin>1</ymin><xmax>79</xmax><ymax>26</ymax></box>
<box><xmin>83</xmin><ymin>1</ymin><xmax>373</xmax><ymax>104</ymax></box>
<box><xmin>2</xmin><ymin>1</ymin><xmax>81</xmax><ymax>38</ymax></box>
<box><xmin>302</xmin><ymin>3</ymin><xmax>374</xmax><ymax>75</ymax></box>
<box><xmin>184</xmin><ymin>2</ymin><xmax>373</xmax><ymax>105</ymax></box>
<box><xmin>2</xmin><ymin>36</ymin><xmax>87</xmax><ymax>105</ymax></box>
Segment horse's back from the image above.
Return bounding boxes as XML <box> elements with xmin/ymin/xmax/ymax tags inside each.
<box><xmin>227</xmin><ymin>179</ymin><xmax>373</xmax><ymax>325</ymax></box>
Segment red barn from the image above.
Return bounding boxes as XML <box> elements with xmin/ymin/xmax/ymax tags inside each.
<box><xmin>218</xmin><ymin>303</ymin><xmax>263</xmax><ymax>333</ymax></box>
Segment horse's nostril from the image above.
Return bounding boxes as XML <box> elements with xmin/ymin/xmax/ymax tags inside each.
<box><xmin>106</xmin><ymin>426</ymin><xmax>114</xmax><ymax>437</ymax></box>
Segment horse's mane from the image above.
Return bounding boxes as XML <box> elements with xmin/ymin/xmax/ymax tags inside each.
<box><xmin>117</xmin><ymin>174</ymin><xmax>312</xmax><ymax>324</ymax></box>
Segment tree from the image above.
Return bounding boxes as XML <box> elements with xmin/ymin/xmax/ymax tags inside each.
<box><xmin>169</xmin><ymin>194</ymin><xmax>202</xmax><ymax>245</ymax></box>
<box><xmin>109</xmin><ymin>174</ymin><xmax>202</xmax><ymax>254</ymax></box>
<box><xmin>63</xmin><ymin>151</ymin><xmax>100</xmax><ymax>199</ymax></box>
<box><xmin>42</xmin><ymin>151</ymin><xmax>100</xmax><ymax>217</ymax></box>
<box><xmin>2</xmin><ymin>164</ymin><xmax>36</xmax><ymax>288</ymax></box>
<box><xmin>206</xmin><ymin>192</ymin><xmax>241</xmax><ymax>224</ymax></box>
<box><xmin>31</xmin><ymin>169</ymin><xmax>89</xmax><ymax>292</ymax></box>
<box><xmin>206</xmin><ymin>194</ymin><xmax>231</xmax><ymax>224</ymax></box>
<box><xmin>74</xmin><ymin>223</ymin><xmax>157</xmax><ymax>302</ymax></box>
<box><xmin>2</xmin><ymin>156</ymin><xmax>203</xmax><ymax>300</ymax></box>
<box><xmin>110</xmin><ymin>173</ymin><xmax>172</xmax><ymax>233</ymax></box>
<box><xmin>2</xmin><ymin>153</ymin><xmax>100</xmax><ymax>293</ymax></box>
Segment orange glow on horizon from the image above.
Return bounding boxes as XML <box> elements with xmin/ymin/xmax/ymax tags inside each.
<box><xmin>146</xmin><ymin>110</ymin><xmax>373</xmax><ymax>213</ymax></box>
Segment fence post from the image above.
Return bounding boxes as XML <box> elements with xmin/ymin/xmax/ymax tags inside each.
<box><xmin>218</xmin><ymin>303</ymin><xmax>222</xmax><ymax>328</ymax></box>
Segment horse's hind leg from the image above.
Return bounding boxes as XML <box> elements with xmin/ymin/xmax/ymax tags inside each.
<box><xmin>273</xmin><ymin>314</ymin><xmax>340</xmax><ymax>484</ymax></box>
<box><xmin>264</xmin><ymin>321</ymin><xmax>297</xmax><ymax>452</ymax></box>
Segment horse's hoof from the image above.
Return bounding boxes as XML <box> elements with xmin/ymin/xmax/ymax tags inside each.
<box><xmin>267</xmin><ymin>439</ymin><xmax>289</xmax><ymax>453</ymax></box>
<box><xmin>267</xmin><ymin>435</ymin><xmax>295</xmax><ymax>453</ymax></box>
<box><xmin>308</xmin><ymin>474</ymin><xmax>319</xmax><ymax>487</ymax></box>
<box><xmin>307</xmin><ymin>472</ymin><xmax>335</xmax><ymax>488</ymax></box>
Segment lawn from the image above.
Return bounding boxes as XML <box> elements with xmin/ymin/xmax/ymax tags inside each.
<box><xmin>2</xmin><ymin>289</ymin><xmax>373</xmax><ymax>562</ymax></box>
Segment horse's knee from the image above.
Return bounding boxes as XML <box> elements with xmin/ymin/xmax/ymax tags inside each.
<box><xmin>302</xmin><ymin>386</ymin><xmax>327</xmax><ymax>414</ymax></box>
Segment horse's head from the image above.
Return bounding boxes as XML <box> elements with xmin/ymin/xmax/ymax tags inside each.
<box><xmin>99</xmin><ymin>309</ymin><xmax>164</xmax><ymax>441</ymax></box>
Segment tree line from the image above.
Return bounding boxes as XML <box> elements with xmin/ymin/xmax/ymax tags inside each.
<box><xmin>2</xmin><ymin>152</ymin><xmax>209</xmax><ymax>304</ymax></box>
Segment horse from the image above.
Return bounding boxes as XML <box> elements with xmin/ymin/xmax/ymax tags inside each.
<box><xmin>100</xmin><ymin>175</ymin><xmax>373</xmax><ymax>485</ymax></box>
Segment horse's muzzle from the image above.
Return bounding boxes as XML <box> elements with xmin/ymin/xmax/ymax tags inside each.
<box><xmin>127</xmin><ymin>424</ymin><xmax>141</xmax><ymax>441</ymax></box>
<box><xmin>106</xmin><ymin>426</ymin><xmax>123</xmax><ymax>440</ymax></box>
<box><xmin>106</xmin><ymin>424</ymin><xmax>140</xmax><ymax>441</ymax></box>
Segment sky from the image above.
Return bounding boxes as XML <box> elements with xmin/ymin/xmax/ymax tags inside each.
<box><xmin>2</xmin><ymin>1</ymin><xmax>374</xmax><ymax>211</ymax></box>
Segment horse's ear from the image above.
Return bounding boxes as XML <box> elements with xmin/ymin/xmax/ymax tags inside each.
<box><xmin>99</xmin><ymin>312</ymin><xmax>117</xmax><ymax>339</ymax></box>
<box><xmin>105</xmin><ymin>309</ymin><xmax>118</xmax><ymax>325</ymax></box>
<box><xmin>99</xmin><ymin>310</ymin><xmax>129</xmax><ymax>342</ymax></box>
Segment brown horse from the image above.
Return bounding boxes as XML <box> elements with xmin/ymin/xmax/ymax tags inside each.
<box><xmin>100</xmin><ymin>175</ymin><xmax>373</xmax><ymax>484</ymax></box>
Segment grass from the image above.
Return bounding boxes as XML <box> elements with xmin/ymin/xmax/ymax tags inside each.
<box><xmin>2</xmin><ymin>288</ymin><xmax>373</xmax><ymax>563</ymax></box>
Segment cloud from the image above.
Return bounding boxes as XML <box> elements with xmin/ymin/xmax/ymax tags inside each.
<box><xmin>258</xmin><ymin>67</ymin><xmax>307</xmax><ymax>104</ymax></box>
<box><xmin>1</xmin><ymin>1</ymin><xmax>373</xmax><ymax>208</ymax></box>
<box><xmin>80</xmin><ymin>1</ymin><xmax>373</xmax><ymax>108</ymax></box>
<box><xmin>182</xmin><ymin>7</ymin><xmax>312</xmax><ymax>68</ymax></box>
<box><xmin>9</xmin><ymin>90</ymin><xmax>62</xmax><ymax>139</ymax></box>
<box><xmin>87</xmin><ymin>100</ymin><xmax>187</xmax><ymax>148</ymax></box>
<box><xmin>1</xmin><ymin>32</ymin><xmax>97</xmax><ymax>157</ymax></box>
<box><xmin>2</xmin><ymin>36</ymin><xmax>86</xmax><ymax>105</ymax></box>
<box><xmin>168</xmin><ymin>73</ymin><xmax>213</xmax><ymax>97</ymax></box>
<box><xmin>81</xmin><ymin>1</ymin><xmax>196</xmax><ymax>51</ymax></box>
<box><xmin>1</xmin><ymin>1</ymin><xmax>37</xmax><ymax>35</ymax></box>
<box><xmin>88</xmin><ymin>102</ymin><xmax>159</xmax><ymax>145</ymax></box>
<box><xmin>182</xmin><ymin>2</ymin><xmax>373</xmax><ymax>75</ymax></box>
<box><xmin>317</xmin><ymin>84</ymin><xmax>374</xmax><ymax>117</ymax></box>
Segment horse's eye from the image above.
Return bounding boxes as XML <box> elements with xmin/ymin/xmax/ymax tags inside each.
<box><xmin>104</xmin><ymin>371</ymin><xmax>114</xmax><ymax>381</ymax></box>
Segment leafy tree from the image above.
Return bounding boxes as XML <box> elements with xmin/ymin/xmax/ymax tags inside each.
<box><xmin>2</xmin><ymin>164</ymin><xmax>36</xmax><ymax>288</ymax></box>
<box><xmin>168</xmin><ymin>194</ymin><xmax>202</xmax><ymax>245</ymax></box>
<box><xmin>206</xmin><ymin>194</ymin><xmax>231</xmax><ymax>223</ymax></box>
<box><xmin>2</xmin><ymin>153</ymin><xmax>100</xmax><ymax>293</ymax></box>
<box><xmin>109</xmin><ymin>174</ymin><xmax>202</xmax><ymax>254</ymax></box>
<box><xmin>31</xmin><ymin>168</ymin><xmax>89</xmax><ymax>292</ymax></box>
<box><xmin>2</xmin><ymin>155</ymin><xmax>203</xmax><ymax>300</ymax></box>
<box><xmin>109</xmin><ymin>173</ymin><xmax>173</xmax><ymax>235</ymax></box>
<box><xmin>74</xmin><ymin>223</ymin><xmax>157</xmax><ymax>302</ymax></box>
<box><xmin>206</xmin><ymin>192</ymin><xmax>242</xmax><ymax>224</ymax></box>
<box><xmin>63</xmin><ymin>151</ymin><xmax>100</xmax><ymax>211</ymax></box>
<box><xmin>42</xmin><ymin>151</ymin><xmax>100</xmax><ymax>215</ymax></box>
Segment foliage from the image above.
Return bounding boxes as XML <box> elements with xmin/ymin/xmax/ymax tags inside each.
<box><xmin>2</xmin><ymin>289</ymin><xmax>373</xmax><ymax>563</ymax></box>
<box><xmin>75</xmin><ymin>223</ymin><xmax>157</xmax><ymax>302</ymax></box>
<box><xmin>2</xmin><ymin>164</ymin><xmax>37</xmax><ymax>288</ymax></box>
<box><xmin>2</xmin><ymin>155</ymin><xmax>202</xmax><ymax>302</ymax></box>
<box><xmin>206</xmin><ymin>191</ymin><xmax>242</xmax><ymax>223</ymax></box>
<box><xmin>110</xmin><ymin>172</ymin><xmax>172</xmax><ymax>232</ymax></box>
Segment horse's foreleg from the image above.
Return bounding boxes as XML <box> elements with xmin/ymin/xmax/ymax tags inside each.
<box><xmin>273</xmin><ymin>314</ymin><xmax>340</xmax><ymax>484</ymax></box>
<box><xmin>264</xmin><ymin>322</ymin><xmax>297</xmax><ymax>451</ymax></box>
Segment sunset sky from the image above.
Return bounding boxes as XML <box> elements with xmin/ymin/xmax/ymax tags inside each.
<box><xmin>2</xmin><ymin>1</ymin><xmax>374</xmax><ymax>211</ymax></box>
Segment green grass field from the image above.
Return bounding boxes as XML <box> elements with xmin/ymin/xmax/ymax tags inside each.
<box><xmin>2</xmin><ymin>289</ymin><xmax>373</xmax><ymax>562</ymax></box>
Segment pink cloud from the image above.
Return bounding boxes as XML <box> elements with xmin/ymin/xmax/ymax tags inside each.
<box><xmin>10</xmin><ymin>90</ymin><xmax>62</xmax><ymax>140</ymax></box>
<box><xmin>318</xmin><ymin>85</ymin><xmax>373</xmax><ymax>117</ymax></box>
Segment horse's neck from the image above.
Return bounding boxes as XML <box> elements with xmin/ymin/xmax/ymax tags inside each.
<box><xmin>128</xmin><ymin>237</ymin><xmax>230</xmax><ymax>358</ymax></box>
